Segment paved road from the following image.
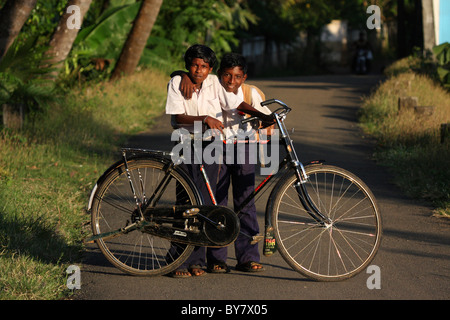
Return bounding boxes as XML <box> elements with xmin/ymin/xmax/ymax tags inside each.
<box><xmin>75</xmin><ymin>74</ymin><xmax>449</xmax><ymax>304</ymax></box>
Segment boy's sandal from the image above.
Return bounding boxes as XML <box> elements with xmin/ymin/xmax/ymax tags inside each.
<box><xmin>169</xmin><ymin>266</ymin><xmax>206</xmax><ymax>278</ymax></box>
<box><xmin>169</xmin><ymin>268</ymin><xmax>192</xmax><ymax>278</ymax></box>
<box><xmin>207</xmin><ymin>261</ymin><xmax>230</xmax><ymax>273</ymax></box>
<box><xmin>235</xmin><ymin>261</ymin><xmax>265</xmax><ymax>272</ymax></box>
<box><xmin>189</xmin><ymin>265</ymin><xmax>207</xmax><ymax>277</ymax></box>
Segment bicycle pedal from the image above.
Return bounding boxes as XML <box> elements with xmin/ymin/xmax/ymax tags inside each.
<box><xmin>182</xmin><ymin>208</ymin><xmax>199</xmax><ymax>217</ymax></box>
<box><xmin>250</xmin><ymin>234</ymin><xmax>263</xmax><ymax>245</ymax></box>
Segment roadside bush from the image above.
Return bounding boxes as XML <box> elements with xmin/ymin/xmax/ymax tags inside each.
<box><xmin>359</xmin><ymin>65</ymin><xmax>450</xmax><ymax>217</ymax></box>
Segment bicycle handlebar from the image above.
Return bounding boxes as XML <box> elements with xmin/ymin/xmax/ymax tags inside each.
<box><xmin>241</xmin><ymin>99</ymin><xmax>291</xmax><ymax>125</ymax></box>
<box><xmin>261</xmin><ymin>98</ymin><xmax>276</xmax><ymax>106</ymax></box>
<box><xmin>261</xmin><ymin>99</ymin><xmax>291</xmax><ymax>111</ymax></box>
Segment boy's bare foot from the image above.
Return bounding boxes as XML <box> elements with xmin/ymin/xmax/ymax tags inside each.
<box><xmin>236</xmin><ymin>261</ymin><xmax>264</xmax><ymax>272</ymax></box>
<box><xmin>189</xmin><ymin>267</ymin><xmax>206</xmax><ymax>276</ymax></box>
<box><xmin>170</xmin><ymin>269</ymin><xmax>191</xmax><ymax>278</ymax></box>
<box><xmin>170</xmin><ymin>267</ymin><xmax>206</xmax><ymax>278</ymax></box>
<box><xmin>207</xmin><ymin>262</ymin><xmax>230</xmax><ymax>273</ymax></box>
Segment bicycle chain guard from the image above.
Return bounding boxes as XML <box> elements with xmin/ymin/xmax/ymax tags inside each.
<box><xmin>142</xmin><ymin>205</ymin><xmax>240</xmax><ymax>247</ymax></box>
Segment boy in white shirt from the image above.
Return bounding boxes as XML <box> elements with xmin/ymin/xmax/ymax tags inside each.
<box><xmin>165</xmin><ymin>45</ymin><xmax>273</xmax><ymax>278</ymax></box>
<box><xmin>208</xmin><ymin>53</ymin><xmax>271</xmax><ymax>273</ymax></box>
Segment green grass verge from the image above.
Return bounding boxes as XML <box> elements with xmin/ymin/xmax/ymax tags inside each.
<box><xmin>0</xmin><ymin>68</ymin><xmax>168</xmax><ymax>299</ymax></box>
<box><xmin>359</xmin><ymin>59</ymin><xmax>450</xmax><ymax>218</ymax></box>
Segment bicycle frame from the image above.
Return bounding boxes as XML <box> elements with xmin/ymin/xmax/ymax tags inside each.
<box><xmin>86</xmin><ymin>100</ymin><xmax>331</xmax><ymax>244</ymax></box>
<box><xmin>236</xmin><ymin>99</ymin><xmax>331</xmax><ymax>226</ymax></box>
<box><xmin>86</xmin><ymin>98</ymin><xmax>381</xmax><ymax>280</ymax></box>
<box><xmin>140</xmin><ymin>100</ymin><xmax>331</xmax><ymax>226</ymax></box>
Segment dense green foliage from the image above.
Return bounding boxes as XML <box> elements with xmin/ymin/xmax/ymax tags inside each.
<box><xmin>433</xmin><ymin>42</ymin><xmax>450</xmax><ymax>89</ymax></box>
<box><xmin>6</xmin><ymin>0</ymin><xmax>389</xmax><ymax>83</ymax></box>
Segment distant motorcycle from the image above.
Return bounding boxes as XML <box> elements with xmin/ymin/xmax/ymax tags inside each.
<box><xmin>353</xmin><ymin>49</ymin><xmax>372</xmax><ymax>75</ymax></box>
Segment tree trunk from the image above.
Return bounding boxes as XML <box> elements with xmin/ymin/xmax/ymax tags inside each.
<box><xmin>102</xmin><ymin>0</ymin><xmax>110</xmax><ymax>12</ymax></box>
<box><xmin>110</xmin><ymin>0</ymin><xmax>163</xmax><ymax>81</ymax></box>
<box><xmin>0</xmin><ymin>0</ymin><xmax>38</xmax><ymax>60</ymax></box>
<box><xmin>397</xmin><ymin>0</ymin><xmax>407</xmax><ymax>58</ymax></box>
<box><xmin>44</xmin><ymin>0</ymin><xmax>92</xmax><ymax>79</ymax></box>
<box><xmin>421</xmin><ymin>0</ymin><xmax>435</xmax><ymax>51</ymax></box>
<box><xmin>2</xmin><ymin>104</ymin><xmax>24</xmax><ymax>130</ymax></box>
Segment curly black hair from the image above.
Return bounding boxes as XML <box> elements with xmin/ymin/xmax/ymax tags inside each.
<box><xmin>219</xmin><ymin>52</ymin><xmax>248</xmax><ymax>75</ymax></box>
<box><xmin>184</xmin><ymin>44</ymin><xmax>217</xmax><ymax>70</ymax></box>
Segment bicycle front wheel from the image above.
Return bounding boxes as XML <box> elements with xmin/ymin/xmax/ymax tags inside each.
<box><xmin>90</xmin><ymin>158</ymin><xmax>199</xmax><ymax>276</ymax></box>
<box><xmin>269</xmin><ymin>165</ymin><xmax>381</xmax><ymax>281</ymax></box>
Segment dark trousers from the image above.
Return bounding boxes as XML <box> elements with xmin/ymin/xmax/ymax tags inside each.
<box><xmin>168</xmin><ymin>143</ymin><xmax>219</xmax><ymax>269</ymax></box>
<box><xmin>207</xmin><ymin>143</ymin><xmax>260</xmax><ymax>265</ymax></box>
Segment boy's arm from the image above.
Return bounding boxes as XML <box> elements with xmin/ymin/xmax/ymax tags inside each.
<box><xmin>170</xmin><ymin>70</ymin><xmax>194</xmax><ymax>100</ymax></box>
<box><xmin>215</xmin><ymin>77</ymin><xmax>273</xmax><ymax>124</ymax></box>
<box><xmin>170</xmin><ymin>70</ymin><xmax>185</xmax><ymax>78</ymax></box>
<box><xmin>175</xmin><ymin>114</ymin><xmax>225</xmax><ymax>134</ymax></box>
<box><xmin>237</xmin><ymin>102</ymin><xmax>274</xmax><ymax>125</ymax></box>
<box><xmin>249</xmin><ymin>87</ymin><xmax>275</xmax><ymax>133</ymax></box>
<box><xmin>166</xmin><ymin>77</ymin><xmax>187</xmax><ymax>120</ymax></box>
<box><xmin>250</xmin><ymin>87</ymin><xmax>271</xmax><ymax>114</ymax></box>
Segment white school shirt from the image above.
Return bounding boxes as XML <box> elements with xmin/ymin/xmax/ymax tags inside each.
<box><xmin>222</xmin><ymin>86</ymin><xmax>271</xmax><ymax>141</ymax></box>
<box><xmin>165</xmin><ymin>74</ymin><xmax>243</xmax><ymax>139</ymax></box>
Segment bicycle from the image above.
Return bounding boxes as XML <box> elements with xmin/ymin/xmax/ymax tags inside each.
<box><xmin>85</xmin><ymin>99</ymin><xmax>382</xmax><ymax>282</ymax></box>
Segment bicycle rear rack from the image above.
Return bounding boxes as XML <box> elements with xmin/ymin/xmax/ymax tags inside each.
<box><xmin>121</xmin><ymin>147</ymin><xmax>173</xmax><ymax>157</ymax></box>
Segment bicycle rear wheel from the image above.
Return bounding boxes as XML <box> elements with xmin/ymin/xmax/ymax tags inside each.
<box><xmin>269</xmin><ymin>165</ymin><xmax>381</xmax><ymax>281</ymax></box>
<box><xmin>90</xmin><ymin>158</ymin><xmax>199</xmax><ymax>276</ymax></box>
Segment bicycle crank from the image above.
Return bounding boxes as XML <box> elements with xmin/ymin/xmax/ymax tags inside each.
<box><xmin>141</xmin><ymin>205</ymin><xmax>240</xmax><ymax>247</ymax></box>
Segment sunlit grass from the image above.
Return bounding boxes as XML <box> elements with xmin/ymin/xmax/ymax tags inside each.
<box><xmin>0</xmin><ymin>68</ymin><xmax>168</xmax><ymax>299</ymax></box>
<box><xmin>359</xmin><ymin>69</ymin><xmax>450</xmax><ymax>217</ymax></box>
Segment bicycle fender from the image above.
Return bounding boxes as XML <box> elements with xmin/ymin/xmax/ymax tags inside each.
<box><xmin>86</xmin><ymin>157</ymin><xmax>138</xmax><ymax>212</ymax></box>
<box><xmin>86</xmin><ymin>154</ymin><xmax>203</xmax><ymax>212</ymax></box>
<box><xmin>87</xmin><ymin>183</ymin><xmax>98</xmax><ymax>212</ymax></box>
<box><xmin>305</xmin><ymin>160</ymin><xmax>325</xmax><ymax>166</ymax></box>
<box><xmin>263</xmin><ymin>160</ymin><xmax>325</xmax><ymax>224</ymax></box>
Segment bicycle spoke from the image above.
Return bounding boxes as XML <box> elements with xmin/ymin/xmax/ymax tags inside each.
<box><xmin>272</xmin><ymin>166</ymin><xmax>381</xmax><ymax>281</ymax></box>
<box><xmin>91</xmin><ymin>159</ymin><xmax>196</xmax><ymax>276</ymax></box>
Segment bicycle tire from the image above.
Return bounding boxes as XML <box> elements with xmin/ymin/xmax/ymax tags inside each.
<box><xmin>90</xmin><ymin>157</ymin><xmax>200</xmax><ymax>276</ymax></box>
<box><xmin>268</xmin><ymin>164</ymin><xmax>382</xmax><ymax>281</ymax></box>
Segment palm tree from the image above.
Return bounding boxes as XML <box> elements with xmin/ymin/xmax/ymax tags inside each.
<box><xmin>421</xmin><ymin>0</ymin><xmax>436</xmax><ymax>51</ymax></box>
<box><xmin>1</xmin><ymin>37</ymin><xmax>56</xmax><ymax>129</ymax></box>
<box><xmin>0</xmin><ymin>0</ymin><xmax>38</xmax><ymax>60</ymax></box>
<box><xmin>44</xmin><ymin>0</ymin><xmax>93</xmax><ymax>79</ymax></box>
<box><xmin>110</xmin><ymin>0</ymin><xmax>163</xmax><ymax>81</ymax></box>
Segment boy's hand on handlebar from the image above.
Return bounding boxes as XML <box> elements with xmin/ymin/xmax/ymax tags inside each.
<box><xmin>204</xmin><ymin>116</ymin><xmax>224</xmax><ymax>135</ymax></box>
<box><xmin>260</xmin><ymin>113</ymin><xmax>276</xmax><ymax>127</ymax></box>
<box><xmin>237</xmin><ymin>102</ymin><xmax>276</xmax><ymax>125</ymax></box>
<box><xmin>261</xmin><ymin>113</ymin><xmax>275</xmax><ymax>123</ymax></box>
<box><xmin>261</xmin><ymin>120</ymin><xmax>275</xmax><ymax>129</ymax></box>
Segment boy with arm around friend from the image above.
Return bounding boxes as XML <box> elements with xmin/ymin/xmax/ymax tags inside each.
<box><xmin>165</xmin><ymin>45</ymin><xmax>273</xmax><ymax>277</ymax></box>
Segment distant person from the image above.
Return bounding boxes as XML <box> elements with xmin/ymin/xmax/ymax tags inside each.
<box><xmin>351</xmin><ymin>31</ymin><xmax>373</xmax><ymax>74</ymax></box>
